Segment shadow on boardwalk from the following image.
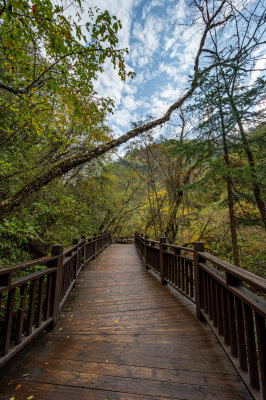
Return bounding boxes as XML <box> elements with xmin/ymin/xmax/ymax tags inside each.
<box><xmin>0</xmin><ymin>245</ymin><xmax>251</xmax><ymax>399</ymax></box>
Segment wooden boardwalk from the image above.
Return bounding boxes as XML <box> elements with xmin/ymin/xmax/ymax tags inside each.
<box><xmin>0</xmin><ymin>244</ymin><xmax>251</xmax><ymax>399</ymax></box>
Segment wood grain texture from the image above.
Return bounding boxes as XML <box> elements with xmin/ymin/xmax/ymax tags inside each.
<box><xmin>0</xmin><ymin>245</ymin><xmax>251</xmax><ymax>399</ymax></box>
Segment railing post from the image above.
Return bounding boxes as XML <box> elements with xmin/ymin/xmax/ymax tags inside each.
<box><xmin>224</xmin><ymin>270</ymin><xmax>240</xmax><ymax>358</ymax></box>
<box><xmin>50</xmin><ymin>244</ymin><xmax>64</xmax><ymax>327</ymax></box>
<box><xmin>72</xmin><ymin>239</ymin><xmax>79</xmax><ymax>278</ymax></box>
<box><xmin>144</xmin><ymin>235</ymin><xmax>149</xmax><ymax>269</ymax></box>
<box><xmin>193</xmin><ymin>241</ymin><xmax>205</xmax><ymax>322</ymax></box>
<box><xmin>134</xmin><ymin>232</ymin><xmax>137</xmax><ymax>250</ymax></box>
<box><xmin>141</xmin><ymin>234</ymin><xmax>145</xmax><ymax>260</ymax></box>
<box><xmin>93</xmin><ymin>234</ymin><xmax>97</xmax><ymax>257</ymax></box>
<box><xmin>81</xmin><ymin>235</ymin><xmax>86</xmax><ymax>268</ymax></box>
<box><xmin>1</xmin><ymin>270</ymin><xmax>14</xmax><ymax>356</ymax></box>
<box><xmin>160</xmin><ymin>237</ymin><xmax>167</xmax><ymax>285</ymax></box>
<box><xmin>0</xmin><ymin>271</ymin><xmax>12</xmax><ymax>287</ymax></box>
<box><xmin>174</xmin><ymin>247</ymin><xmax>181</xmax><ymax>288</ymax></box>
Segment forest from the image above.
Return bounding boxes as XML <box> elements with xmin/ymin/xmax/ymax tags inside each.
<box><xmin>0</xmin><ymin>0</ymin><xmax>265</xmax><ymax>277</ymax></box>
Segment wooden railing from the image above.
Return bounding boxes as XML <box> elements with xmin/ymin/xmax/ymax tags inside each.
<box><xmin>112</xmin><ymin>236</ymin><xmax>134</xmax><ymax>244</ymax></box>
<box><xmin>0</xmin><ymin>232</ymin><xmax>111</xmax><ymax>367</ymax></box>
<box><xmin>135</xmin><ymin>232</ymin><xmax>266</xmax><ymax>400</ymax></box>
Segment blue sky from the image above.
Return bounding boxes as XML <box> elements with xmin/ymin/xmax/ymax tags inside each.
<box><xmin>67</xmin><ymin>0</ymin><xmax>264</xmax><ymax>138</ymax></box>
<box><xmin>88</xmin><ymin>0</ymin><xmax>201</xmax><ymax>136</ymax></box>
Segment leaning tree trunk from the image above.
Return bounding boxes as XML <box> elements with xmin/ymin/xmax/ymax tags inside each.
<box><xmin>0</xmin><ymin>2</ymin><xmax>228</xmax><ymax>218</ymax></box>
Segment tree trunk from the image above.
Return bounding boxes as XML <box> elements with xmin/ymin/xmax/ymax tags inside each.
<box><xmin>219</xmin><ymin>69</ymin><xmax>266</xmax><ymax>229</ymax></box>
<box><xmin>234</xmin><ymin>107</ymin><xmax>266</xmax><ymax>229</ymax></box>
<box><xmin>164</xmin><ymin>191</ymin><xmax>183</xmax><ymax>243</ymax></box>
<box><xmin>216</xmin><ymin>72</ymin><xmax>240</xmax><ymax>266</ymax></box>
<box><xmin>0</xmin><ymin>2</ymin><xmax>228</xmax><ymax>218</ymax></box>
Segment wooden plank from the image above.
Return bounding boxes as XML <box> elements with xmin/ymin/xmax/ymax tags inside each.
<box><xmin>3</xmin><ymin>355</ymin><xmax>242</xmax><ymax>387</ymax></box>
<box><xmin>1</xmin><ymin>288</ymin><xmax>15</xmax><ymax>355</ymax></box>
<box><xmin>243</xmin><ymin>304</ymin><xmax>260</xmax><ymax>389</ymax></box>
<box><xmin>35</xmin><ymin>277</ymin><xmax>45</xmax><ymax>328</ymax></box>
<box><xmin>14</xmin><ymin>283</ymin><xmax>27</xmax><ymax>344</ymax></box>
<box><xmin>255</xmin><ymin>312</ymin><xmax>266</xmax><ymax>399</ymax></box>
<box><xmin>0</xmin><ymin>368</ymin><xmax>250</xmax><ymax>400</ymax></box>
<box><xmin>0</xmin><ymin>245</ymin><xmax>251</xmax><ymax>400</ymax></box>
<box><xmin>0</xmin><ymin>381</ymin><xmax>238</xmax><ymax>400</ymax></box>
<box><xmin>25</xmin><ymin>280</ymin><xmax>37</xmax><ymax>335</ymax></box>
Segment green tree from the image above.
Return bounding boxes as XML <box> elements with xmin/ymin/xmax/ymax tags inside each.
<box><xmin>0</xmin><ymin>0</ymin><xmax>231</xmax><ymax>216</ymax></box>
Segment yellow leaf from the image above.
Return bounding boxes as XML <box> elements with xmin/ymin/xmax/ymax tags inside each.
<box><xmin>27</xmin><ymin>396</ymin><xmax>34</xmax><ymax>399</ymax></box>
<box><xmin>16</xmin><ymin>384</ymin><xmax>21</xmax><ymax>390</ymax></box>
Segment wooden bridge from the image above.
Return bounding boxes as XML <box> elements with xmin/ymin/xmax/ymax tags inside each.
<box><xmin>0</xmin><ymin>233</ymin><xmax>265</xmax><ymax>399</ymax></box>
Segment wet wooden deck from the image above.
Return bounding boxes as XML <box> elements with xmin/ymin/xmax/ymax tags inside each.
<box><xmin>0</xmin><ymin>244</ymin><xmax>251</xmax><ymax>399</ymax></box>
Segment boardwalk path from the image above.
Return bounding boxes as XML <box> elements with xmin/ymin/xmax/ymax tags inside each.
<box><xmin>0</xmin><ymin>245</ymin><xmax>251</xmax><ymax>399</ymax></box>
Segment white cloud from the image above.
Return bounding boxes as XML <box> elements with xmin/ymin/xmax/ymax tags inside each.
<box><xmin>133</xmin><ymin>71</ymin><xmax>145</xmax><ymax>85</ymax></box>
<box><xmin>133</xmin><ymin>15</ymin><xmax>165</xmax><ymax>58</ymax></box>
<box><xmin>64</xmin><ymin>1</ymin><xmax>203</xmax><ymax>134</ymax></box>
<box><xmin>123</xmin><ymin>95</ymin><xmax>137</xmax><ymax>110</ymax></box>
<box><xmin>138</xmin><ymin>56</ymin><xmax>149</xmax><ymax>68</ymax></box>
<box><xmin>249</xmin><ymin>49</ymin><xmax>266</xmax><ymax>86</ymax></box>
<box><xmin>124</xmin><ymin>84</ymin><xmax>138</xmax><ymax>95</ymax></box>
<box><xmin>159</xmin><ymin>62</ymin><xmax>184</xmax><ymax>82</ymax></box>
<box><xmin>165</xmin><ymin>37</ymin><xmax>176</xmax><ymax>52</ymax></box>
<box><xmin>141</xmin><ymin>0</ymin><xmax>166</xmax><ymax>19</ymax></box>
<box><xmin>93</xmin><ymin>59</ymin><xmax>125</xmax><ymax>106</ymax></box>
<box><xmin>160</xmin><ymin>85</ymin><xmax>181</xmax><ymax>101</ymax></box>
<box><xmin>87</xmin><ymin>0</ymin><xmax>139</xmax><ymax>49</ymax></box>
<box><xmin>110</xmin><ymin>109</ymin><xmax>137</xmax><ymax>127</ymax></box>
<box><xmin>166</xmin><ymin>0</ymin><xmax>186</xmax><ymax>22</ymax></box>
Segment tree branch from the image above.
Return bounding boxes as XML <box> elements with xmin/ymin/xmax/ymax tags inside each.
<box><xmin>0</xmin><ymin>1</ymin><xmax>228</xmax><ymax>216</ymax></box>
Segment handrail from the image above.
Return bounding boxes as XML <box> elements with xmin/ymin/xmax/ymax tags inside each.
<box><xmin>112</xmin><ymin>236</ymin><xmax>134</xmax><ymax>244</ymax></box>
<box><xmin>134</xmin><ymin>232</ymin><xmax>266</xmax><ymax>400</ymax></box>
<box><xmin>0</xmin><ymin>255</ymin><xmax>58</xmax><ymax>275</ymax></box>
<box><xmin>199</xmin><ymin>252</ymin><xmax>266</xmax><ymax>293</ymax></box>
<box><xmin>0</xmin><ymin>232</ymin><xmax>111</xmax><ymax>368</ymax></box>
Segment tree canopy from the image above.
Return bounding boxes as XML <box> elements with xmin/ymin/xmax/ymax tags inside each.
<box><xmin>0</xmin><ymin>0</ymin><xmax>265</xmax><ymax>276</ymax></box>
